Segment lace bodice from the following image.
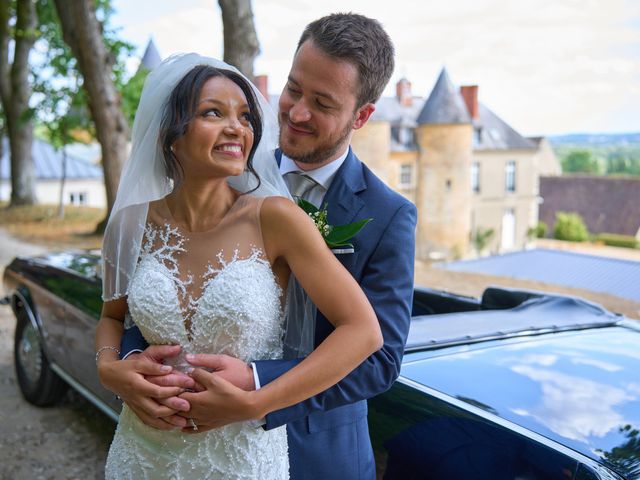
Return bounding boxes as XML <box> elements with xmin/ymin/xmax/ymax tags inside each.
<box><xmin>105</xmin><ymin>194</ymin><xmax>289</xmax><ymax>479</ymax></box>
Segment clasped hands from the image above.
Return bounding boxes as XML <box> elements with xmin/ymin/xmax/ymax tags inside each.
<box><xmin>98</xmin><ymin>345</ymin><xmax>261</xmax><ymax>434</ymax></box>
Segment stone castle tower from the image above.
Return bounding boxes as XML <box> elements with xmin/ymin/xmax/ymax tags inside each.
<box><xmin>415</xmin><ymin>68</ymin><xmax>473</xmax><ymax>259</ymax></box>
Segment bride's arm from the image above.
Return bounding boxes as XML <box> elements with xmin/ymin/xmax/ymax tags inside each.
<box><xmin>95</xmin><ymin>300</ymin><xmax>191</xmax><ymax>429</ymax></box>
<box><xmin>182</xmin><ymin>196</ymin><xmax>382</xmax><ymax>424</ymax></box>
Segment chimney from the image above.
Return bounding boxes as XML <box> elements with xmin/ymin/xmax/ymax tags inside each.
<box><xmin>254</xmin><ymin>75</ymin><xmax>269</xmax><ymax>101</ymax></box>
<box><xmin>460</xmin><ymin>85</ymin><xmax>479</xmax><ymax>120</ymax></box>
<box><xmin>396</xmin><ymin>78</ymin><xmax>412</xmax><ymax>107</ymax></box>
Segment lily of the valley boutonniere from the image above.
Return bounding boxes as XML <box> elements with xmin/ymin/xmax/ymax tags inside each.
<box><xmin>297</xmin><ymin>198</ymin><xmax>371</xmax><ymax>251</ymax></box>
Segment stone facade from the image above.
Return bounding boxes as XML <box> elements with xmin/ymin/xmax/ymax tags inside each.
<box><xmin>352</xmin><ymin>68</ymin><xmax>559</xmax><ymax>259</ymax></box>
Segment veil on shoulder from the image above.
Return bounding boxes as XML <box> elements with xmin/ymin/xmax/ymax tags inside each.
<box><xmin>101</xmin><ymin>53</ymin><xmax>314</xmax><ymax>358</ymax></box>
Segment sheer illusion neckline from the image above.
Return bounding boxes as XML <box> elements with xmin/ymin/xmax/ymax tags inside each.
<box><xmin>161</xmin><ymin>191</ymin><xmax>244</xmax><ymax>234</ymax></box>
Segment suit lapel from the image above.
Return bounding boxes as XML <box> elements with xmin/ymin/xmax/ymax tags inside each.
<box><xmin>275</xmin><ymin>148</ymin><xmax>367</xmax><ymax>225</ymax></box>
<box><xmin>322</xmin><ymin>148</ymin><xmax>366</xmax><ymax>226</ymax></box>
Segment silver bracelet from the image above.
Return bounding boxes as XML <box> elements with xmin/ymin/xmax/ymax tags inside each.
<box><xmin>95</xmin><ymin>346</ymin><xmax>120</xmax><ymax>364</ymax></box>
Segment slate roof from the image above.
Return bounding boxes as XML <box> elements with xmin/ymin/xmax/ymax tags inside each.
<box><xmin>416</xmin><ymin>68</ymin><xmax>471</xmax><ymax>126</ymax></box>
<box><xmin>140</xmin><ymin>38</ymin><xmax>162</xmax><ymax>71</ymax></box>
<box><xmin>473</xmin><ymin>103</ymin><xmax>537</xmax><ymax>151</ymax></box>
<box><xmin>0</xmin><ymin>138</ymin><xmax>103</xmax><ymax>180</ymax></box>
<box><xmin>539</xmin><ymin>175</ymin><xmax>640</xmax><ymax>237</ymax></box>
<box><xmin>439</xmin><ymin>248</ymin><xmax>640</xmax><ymax>302</ymax></box>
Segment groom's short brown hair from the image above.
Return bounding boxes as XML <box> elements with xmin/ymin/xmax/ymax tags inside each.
<box><xmin>297</xmin><ymin>13</ymin><xmax>395</xmax><ymax>108</ymax></box>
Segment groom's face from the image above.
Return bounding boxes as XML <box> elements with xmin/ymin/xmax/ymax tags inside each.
<box><xmin>278</xmin><ymin>40</ymin><xmax>361</xmax><ymax>168</ymax></box>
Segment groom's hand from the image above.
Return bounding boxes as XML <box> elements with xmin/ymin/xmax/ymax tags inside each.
<box><xmin>184</xmin><ymin>353</ymin><xmax>256</xmax><ymax>391</ymax></box>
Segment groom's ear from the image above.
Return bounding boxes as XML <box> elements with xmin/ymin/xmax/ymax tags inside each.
<box><xmin>352</xmin><ymin>103</ymin><xmax>376</xmax><ymax>131</ymax></box>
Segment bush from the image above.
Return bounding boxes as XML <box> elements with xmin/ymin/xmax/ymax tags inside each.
<box><xmin>594</xmin><ymin>233</ymin><xmax>639</xmax><ymax>249</ymax></box>
<box><xmin>553</xmin><ymin>212</ymin><xmax>589</xmax><ymax>242</ymax></box>
<box><xmin>528</xmin><ymin>221</ymin><xmax>547</xmax><ymax>239</ymax></box>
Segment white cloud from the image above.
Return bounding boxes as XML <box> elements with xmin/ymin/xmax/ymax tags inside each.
<box><xmin>112</xmin><ymin>0</ymin><xmax>640</xmax><ymax>135</ymax></box>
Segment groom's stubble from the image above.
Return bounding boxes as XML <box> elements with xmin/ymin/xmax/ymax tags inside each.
<box><xmin>278</xmin><ymin>113</ymin><xmax>354</xmax><ymax>165</ymax></box>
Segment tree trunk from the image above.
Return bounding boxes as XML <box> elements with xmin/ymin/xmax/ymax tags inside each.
<box><xmin>53</xmin><ymin>0</ymin><xmax>130</xmax><ymax>232</ymax></box>
<box><xmin>218</xmin><ymin>0</ymin><xmax>259</xmax><ymax>80</ymax></box>
<box><xmin>0</xmin><ymin>0</ymin><xmax>38</xmax><ymax>206</ymax></box>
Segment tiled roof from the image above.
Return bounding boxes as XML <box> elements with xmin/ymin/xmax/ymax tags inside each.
<box><xmin>417</xmin><ymin>68</ymin><xmax>471</xmax><ymax>125</ymax></box>
<box><xmin>473</xmin><ymin>104</ymin><xmax>537</xmax><ymax>151</ymax></box>
<box><xmin>439</xmin><ymin>248</ymin><xmax>640</xmax><ymax>302</ymax></box>
<box><xmin>539</xmin><ymin>175</ymin><xmax>640</xmax><ymax>236</ymax></box>
<box><xmin>0</xmin><ymin>138</ymin><xmax>103</xmax><ymax>180</ymax></box>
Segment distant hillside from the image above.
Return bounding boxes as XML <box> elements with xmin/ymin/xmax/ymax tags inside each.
<box><xmin>549</xmin><ymin>132</ymin><xmax>640</xmax><ymax>147</ymax></box>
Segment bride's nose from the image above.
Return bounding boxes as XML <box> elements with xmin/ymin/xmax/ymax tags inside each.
<box><xmin>223</xmin><ymin>117</ymin><xmax>245</xmax><ymax>137</ymax></box>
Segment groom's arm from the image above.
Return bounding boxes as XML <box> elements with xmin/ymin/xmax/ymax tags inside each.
<box><xmin>254</xmin><ymin>201</ymin><xmax>417</xmax><ymax>430</ymax></box>
<box><xmin>120</xmin><ymin>321</ymin><xmax>150</xmax><ymax>359</ymax></box>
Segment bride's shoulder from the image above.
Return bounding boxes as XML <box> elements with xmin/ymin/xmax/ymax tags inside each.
<box><xmin>260</xmin><ymin>196</ymin><xmax>313</xmax><ymax>230</ymax></box>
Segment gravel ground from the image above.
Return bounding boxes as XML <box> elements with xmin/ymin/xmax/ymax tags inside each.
<box><xmin>0</xmin><ymin>229</ymin><xmax>115</xmax><ymax>480</ymax></box>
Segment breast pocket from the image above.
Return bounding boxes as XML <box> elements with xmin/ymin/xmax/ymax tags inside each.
<box><xmin>335</xmin><ymin>251</ymin><xmax>359</xmax><ymax>273</ymax></box>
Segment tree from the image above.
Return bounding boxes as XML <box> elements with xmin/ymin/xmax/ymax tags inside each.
<box><xmin>553</xmin><ymin>212</ymin><xmax>589</xmax><ymax>242</ymax></box>
<box><xmin>0</xmin><ymin>0</ymin><xmax>38</xmax><ymax>206</ymax></box>
<box><xmin>53</xmin><ymin>0</ymin><xmax>130</xmax><ymax>231</ymax></box>
<box><xmin>219</xmin><ymin>0</ymin><xmax>259</xmax><ymax>79</ymax></box>
<box><xmin>561</xmin><ymin>149</ymin><xmax>601</xmax><ymax>174</ymax></box>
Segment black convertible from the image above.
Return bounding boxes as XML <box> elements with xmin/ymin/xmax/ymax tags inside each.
<box><xmin>4</xmin><ymin>251</ymin><xmax>640</xmax><ymax>479</ymax></box>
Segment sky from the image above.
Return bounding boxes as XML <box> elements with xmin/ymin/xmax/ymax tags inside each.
<box><xmin>110</xmin><ymin>0</ymin><xmax>640</xmax><ymax>137</ymax></box>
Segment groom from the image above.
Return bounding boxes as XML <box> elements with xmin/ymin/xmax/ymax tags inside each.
<box><xmin>116</xmin><ymin>13</ymin><xmax>416</xmax><ymax>479</ymax></box>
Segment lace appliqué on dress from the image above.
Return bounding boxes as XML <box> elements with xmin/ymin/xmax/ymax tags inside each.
<box><xmin>106</xmin><ymin>222</ymin><xmax>289</xmax><ymax>480</ymax></box>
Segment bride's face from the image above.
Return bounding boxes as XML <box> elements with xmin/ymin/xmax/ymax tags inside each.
<box><xmin>173</xmin><ymin>76</ymin><xmax>254</xmax><ymax>180</ymax></box>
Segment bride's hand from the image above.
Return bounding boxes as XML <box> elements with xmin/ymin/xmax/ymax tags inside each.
<box><xmin>178</xmin><ymin>368</ymin><xmax>261</xmax><ymax>432</ymax></box>
<box><xmin>185</xmin><ymin>353</ymin><xmax>256</xmax><ymax>391</ymax></box>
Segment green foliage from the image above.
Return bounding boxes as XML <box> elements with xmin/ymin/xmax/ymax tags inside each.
<box><xmin>31</xmin><ymin>0</ymin><xmax>136</xmax><ymax>144</ymax></box>
<box><xmin>471</xmin><ymin>227</ymin><xmax>495</xmax><ymax>253</ymax></box>
<box><xmin>120</xmin><ymin>67</ymin><xmax>149</xmax><ymax>127</ymax></box>
<box><xmin>553</xmin><ymin>212</ymin><xmax>589</xmax><ymax>242</ymax></box>
<box><xmin>560</xmin><ymin>149</ymin><xmax>602</xmax><ymax>174</ymax></box>
<box><xmin>555</xmin><ymin>145</ymin><xmax>640</xmax><ymax>177</ymax></box>
<box><xmin>594</xmin><ymin>233</ymin><xmax>639</xmax><ymax>249</ymax></box>
<box><xmin>535</xmin><ymin>221</ymin><xmax>547</xmax><ymax>238</ymax></box>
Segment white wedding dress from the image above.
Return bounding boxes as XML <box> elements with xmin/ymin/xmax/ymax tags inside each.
<box><xmin>105</xmin><ymin>195</ymin><xmax>289</xmax><ymax>480</ymax></box>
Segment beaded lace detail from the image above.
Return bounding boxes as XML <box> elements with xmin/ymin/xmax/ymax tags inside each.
<box><xmin>105</xmin><ymin>196</ymin><xmax>289</xmax><ymax>479</ymax></box>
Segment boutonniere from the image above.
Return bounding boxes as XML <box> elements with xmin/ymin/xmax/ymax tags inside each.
<box><xmin>297</xmin><ymin>198</ymin><xmax>371</xmax><ymax>253</ymax></box>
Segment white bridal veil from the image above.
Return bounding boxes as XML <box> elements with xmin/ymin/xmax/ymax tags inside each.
<box><xmin>102</xmin><ymin>53</ymin><xmax>314</xmax><ymax>357</ymax></box>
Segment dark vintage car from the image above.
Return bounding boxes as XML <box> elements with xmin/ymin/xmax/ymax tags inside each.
<box><xmin>3</xmin><ymin>252</ymin><xmax>640</xmax><ymax>479</ymax></box>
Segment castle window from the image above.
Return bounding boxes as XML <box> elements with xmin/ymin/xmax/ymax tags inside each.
<box><xmin>446</xmin><ymin>179</ymin><xmax>452</xmax><ymax>191</ymax></box>
<box><xmin>69</xmin><ymin>191</ymin><xmax>88</xmax><ymax>206</ymax></box>
<box><xmin>474</xmin><ymin>127</ymin><xmax>482</xmax><ymax>146</ymax></box>
<box><xmin>505</xmin><ymin>160</ymin><xmax>516</xmax><ymax>193</ymax></box>
<box><xmin>471</xmin><ymin>162</ymin><xmax>480</xmax><ymax>193</ymax></box>
<box><xmin>399</xmin><ymin>164</ymin><xmax>413</xmax><ymax>187</ymax></box>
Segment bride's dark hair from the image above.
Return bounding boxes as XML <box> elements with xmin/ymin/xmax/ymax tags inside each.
<box><xmin>159</xmin><ymin>65</ymin><xmax>263</xmax><ymax>192</ymax></box>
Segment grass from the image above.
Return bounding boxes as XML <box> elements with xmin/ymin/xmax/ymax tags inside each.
<box><xmin>0</xmin><ymin>202</ymin><xmax>104</xmax><ymax>250</ymax></box>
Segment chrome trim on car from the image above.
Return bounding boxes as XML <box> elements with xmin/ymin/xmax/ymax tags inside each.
<box><xmin>49</xmin><ymin>363</ymin><xmax>120</xmax><ymax>423</ymax></box>
<box><xmin>396</xmin><ymin>375</ymin><xmax>620</xmax><ymax>478</ymax></box>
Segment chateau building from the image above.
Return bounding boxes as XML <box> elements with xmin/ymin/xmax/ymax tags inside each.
<box><xmin>352</xmin><ymin>68</ymin><xmax>559</xmax><ymax>259</ymax></box>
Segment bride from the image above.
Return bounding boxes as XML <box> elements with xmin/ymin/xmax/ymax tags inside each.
<box><xmin>95</xmin><ymin>54</ymin><xmax>381</xmax><ymax>479</ymax></box>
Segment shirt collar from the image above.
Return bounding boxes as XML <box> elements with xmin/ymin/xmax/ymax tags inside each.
<box><xmin>279</xmin><ymin>148</ymin><xmax>349</xmax><ymax>190</ymax></box>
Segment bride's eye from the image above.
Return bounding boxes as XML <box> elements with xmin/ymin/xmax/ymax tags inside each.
<box><xmin>202</xmin><ymin>108</ymin><xmax>221</xmax><ymax>118</ymax></box>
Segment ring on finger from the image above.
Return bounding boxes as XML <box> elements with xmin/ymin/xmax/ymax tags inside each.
<box><xmin>188</xmin><ymin>418</ymin><xmax>198</xmax><ymax>431</ymax></box>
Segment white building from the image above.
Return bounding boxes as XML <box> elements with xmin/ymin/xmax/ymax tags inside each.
<box><xmin>0</xmin><ymin>138</ymin><xmax>105</xmax><ymax>208</ymax></box>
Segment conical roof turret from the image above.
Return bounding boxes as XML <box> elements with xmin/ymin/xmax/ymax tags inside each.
<box><xmin>139</xmin><ymin>38</ymin><xmax>162</xmax><ymax>71</ymax></box>
<box><xmin>417</xmin><ymin>67</ymin><xmax>471</xmax><ymax>125</ymax></box>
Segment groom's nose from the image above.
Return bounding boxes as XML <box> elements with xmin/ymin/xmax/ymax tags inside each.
<box><xmin>288</xmin><ymin>98</ymin><xmax>312</xmax><ymax>124</ymax></box>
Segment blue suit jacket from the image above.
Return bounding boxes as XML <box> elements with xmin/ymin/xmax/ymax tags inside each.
<box><xmin>121</xmin><ymin>147</ymin><xmax>417</xmax><ymax>479</ymax></box>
